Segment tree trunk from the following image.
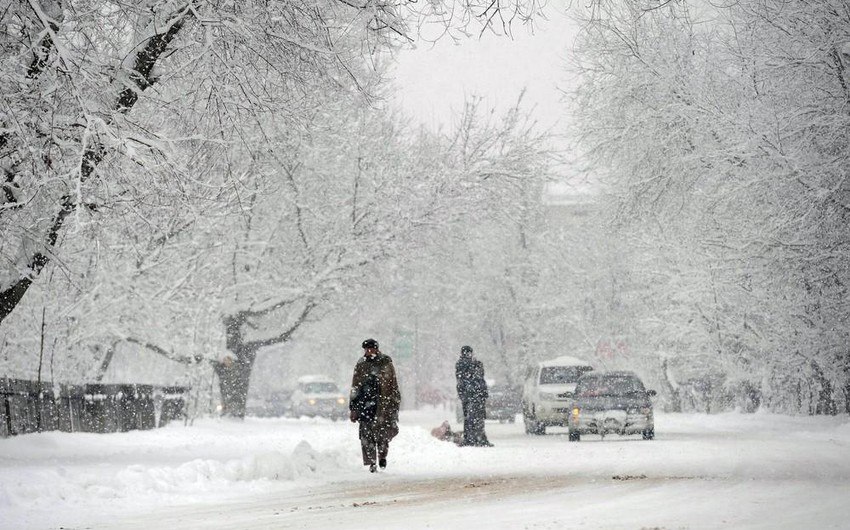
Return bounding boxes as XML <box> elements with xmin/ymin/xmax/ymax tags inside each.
<box><xmin>0</xmin><ymin>200</ymin><xmax>73</xmax><ymax>325</ymax></box>
<box><xmin>216</xmin><ymin>313</ymin><xmax>259</xmax><ymax>418</ymax></box>
<box><xmin>214</xmin><ymin>354</ymin><xmax>254</xmax><ymax>418</ymax></box>
<box><xmin>844</xmin><ymin>378</ymin><xmax>850</xmax><ymax>415</ymax></box>
<box><xmin>844</xmin><ymin>359</ymin><xmax>850</xmax><ymax>415</ymax></box>
<box><xmin>659</xmin><ymin>358</ymin><xmax>681</xmax><ymax>413</ymax></box>
<box><xmin>811</xmin><ymin>361</ymin><xmax>837</xmax><ymax>415</ymax></box>
<box><xmin>214</xmin><ymin>303</ymin><xmax>313</xmax><ymax>417</ymax></box>
<box><xmin>93</xmin><ymin>342</ymin><xmax>119</xmax><ymax>383</ymax></box>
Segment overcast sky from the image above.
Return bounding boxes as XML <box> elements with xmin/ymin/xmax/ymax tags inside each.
<box><xmin>390</xmin><ymin>4</ymin><xmax>579</xmax><ymax>133</ymax></box>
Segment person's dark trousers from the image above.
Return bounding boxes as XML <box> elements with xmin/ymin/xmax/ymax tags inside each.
<box><xmin>359</xmin><ymin>420</ymin><xmax>389</xmax><ymax>465</ymax></box>
<box><xmin>461</xmin><ymin>399</ymin><xmax>473</xmax><ymax>442</ymax></box>
<box><xmin>462</xmin><ymin>399</ymin><xmax>487</xmax><ymax>445</ymax></box>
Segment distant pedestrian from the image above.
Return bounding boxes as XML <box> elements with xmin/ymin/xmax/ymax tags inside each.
<box><xmin>349</xmin><ymin>338</ymin><xmax>401</xmax><ymax>472</ymax></box>
<box><xmin>455</xmin><ymin>345</ymin><xmax>492</xmax><ymax>447</ymax></box>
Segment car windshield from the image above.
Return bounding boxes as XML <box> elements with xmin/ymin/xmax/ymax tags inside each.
<box><xmin>577</xmin><ymin>376</ymin><xmax>645</xmax><ymax>397</ymax></box>
<box><xmin>539</xmin><ymin>366</ymin><xmax>593</xmax><ymax>384</ymax></box>
<box><xmin>302</xmin><ymin>382</ymin><xmax>338</xmax><ymax>393</ymax></box>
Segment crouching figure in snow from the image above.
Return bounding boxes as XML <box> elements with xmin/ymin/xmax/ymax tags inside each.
<box><xmin>431</xmin><ymin>420</ymin><xmax>464</xmax><ymax>446</ymax></box>
<box><xmin>349</xmin><ymin>338</ymin><xmax>401</xmax><ymax>473</ymax></box>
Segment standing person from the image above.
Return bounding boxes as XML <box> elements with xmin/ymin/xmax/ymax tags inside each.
<box><xmin>455</xmin><ymin>345</ymin><xmax>493</xmax><ymax>447</ymax></box>
<box><xmin>349</xmin><ymin>338</ymin><xmax>401</xmax><ymax>473</ymax></box>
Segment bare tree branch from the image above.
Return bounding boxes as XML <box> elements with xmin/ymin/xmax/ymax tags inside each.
<box><xmin>125</xmin><ymin>336</ymin><xmax>205</xmax><ymax>365</ymax></box>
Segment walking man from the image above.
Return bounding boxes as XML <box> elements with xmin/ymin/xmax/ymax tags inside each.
<box><xmin>455</xmin><ymin>345</ymin><xmax>492</xmax><ymax>447</ymax></box>
<box><xmin>349</xmin><ymin>338</ymin><xmax>401</xmax><ymax>472</ymax></box>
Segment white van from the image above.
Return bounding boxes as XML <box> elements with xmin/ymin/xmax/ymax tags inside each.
<box><xmin>521</xmin><ymin>356</ymin><xmax>594</xmax><ymax>435</ymax></box>
<box><xmin>290</xmin><ymin>375</ymin><xmax>348</xmax><ymax>420</ymax></box>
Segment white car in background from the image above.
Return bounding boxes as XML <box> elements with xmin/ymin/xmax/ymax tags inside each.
<box><xmin>521</xmin><ymin>356</ymin><xmax>594</xmax><ymax>435</ymax></box>
<box><xmin>290</xmin><ymin>375</ymin><xmax>348</xmax><ymax>420</ymax></box>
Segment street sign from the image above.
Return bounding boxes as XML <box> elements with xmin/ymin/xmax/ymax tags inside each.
<box><xmin>393</xmin><ymin>330</ymin><xmax>414</xmax><ymax>360</ymax></box>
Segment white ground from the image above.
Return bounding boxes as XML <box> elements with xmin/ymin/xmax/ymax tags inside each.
<box><xmin>2</xmin><ymin>408</ymin><xmax>849</xmax><ymax>529</ymax></box>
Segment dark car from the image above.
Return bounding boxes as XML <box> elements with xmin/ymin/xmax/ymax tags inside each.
<box><xmin>486</xmin><ymin>383</ymin><xmax>522</xmax><ymax>423</ymax></box>
<box><xmin>455</xmin><ymin>382</ymin><xmax>522</xmax><ymax>423</ymax></box>
<box><xmin>568</xmin><ymin>371</ymin><xmax>656</xmax><ymax>441</ymax></box>
<box><xmin>246</xmin><ymin>390</ymin><xmax>293</xmax><ymax>417</ymax></box>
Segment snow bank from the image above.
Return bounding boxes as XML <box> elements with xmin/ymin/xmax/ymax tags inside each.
<box><xmin>0</xmin><ymin>412</ymin><xmax>464</xmax><ymax>528</ymax></box>
<box><xmin>0</xmin><ymin>417</ymin><xmax>358</xmax><ymax>527</ymax></box>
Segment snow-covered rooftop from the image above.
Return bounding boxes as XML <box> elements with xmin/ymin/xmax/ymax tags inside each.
<box><xmin>537</xmin><ymin>355</ymin><xmax>593</xmax><ymax>368</ymax></box>
<box><xmin>296</xmin><ymin>374</ymin><xmax>336</xmax><ymax>383</ymax></box>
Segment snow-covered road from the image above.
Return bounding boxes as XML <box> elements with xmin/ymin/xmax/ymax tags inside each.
<box><xmin>2</xmin><ymin>409</ymin><xmax>849</xmax><ymax>529</ymax></box>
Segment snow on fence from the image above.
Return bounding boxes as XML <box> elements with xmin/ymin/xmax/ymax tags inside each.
<box><xmin>0</xmin><ymin>378</ymin><xmax>189</xmax><ymax>437</ymax></box>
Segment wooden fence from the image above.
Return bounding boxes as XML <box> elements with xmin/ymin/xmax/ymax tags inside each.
<box><xmin>0</xmin><ymin>378</ymin><xmax>189</xmax><ymax>437</ymax></box>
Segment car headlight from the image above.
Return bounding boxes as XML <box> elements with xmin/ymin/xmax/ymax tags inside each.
<box><xmin>337</xmin><ymin>397</ymin><xmax>345</xmax><ymax>405</ymax></box>
<box><xmin>539</xmin><ymin>392</ymin><xmax>558</xmax><ymax>401</ymax></box>
<box><xmin>308</xmin><ymin>398</ymin><xmax>316</xmax><ymax>405</ymax></box>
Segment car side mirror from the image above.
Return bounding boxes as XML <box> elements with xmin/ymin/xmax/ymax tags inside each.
<box><xmin>647</xmin><ymin>389</ymin><xmax>657</xmax><ymax>397</ymax></box>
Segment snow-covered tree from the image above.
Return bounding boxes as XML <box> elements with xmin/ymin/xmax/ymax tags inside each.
<box><xmin>0</xmin><ymin>90</ymin><xmax>557</xmax><ymax>417</ymax></box>
<box><xmin>0</xmin><ymin>0</ymin><xmax>551</xmax><ymax>414</ymax></box>
<box><xmin>567</xmin><ymin>0</ymin><xmax>850</xmax><ymax>413</ymax></box>
<box><xmin>0</xmin><ymin>0</ymin><xmax>548</xmax><ymax>326</ymax></box>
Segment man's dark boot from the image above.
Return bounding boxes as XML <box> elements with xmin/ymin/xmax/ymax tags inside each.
<box><xmin>369</xmin><ymin>464</ymin><xmax>377</xmax><ymax>473</ymax></box>
<box><xmin>379</xmin><ymin>458</ymin><xmax>387</xmax><ymax>469</ymax></box>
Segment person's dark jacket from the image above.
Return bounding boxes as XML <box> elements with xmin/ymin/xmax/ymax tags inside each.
<box><xmin>456</xmin><ymin>352</ymin><xmax>488</xmax><ymax>403</ymax></box>
<box><xmin>350</xmin><ymin>352</ymin><xmax>401</xmax><ymax>434</ymax></box>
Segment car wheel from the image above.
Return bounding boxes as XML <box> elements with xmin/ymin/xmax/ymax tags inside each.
<box><xmin>568</xmin><ymin>430</ymin><xmax>580</xmax><ymax>442</ymax></box>
<box><xmin>524</xmin><ymin>414</ymin><xmax>543</xmax><ymax>435</ymax></box>
<box><xmin>642</xmin><ymin>428</ymin><xmax>654</xmax><ymax>440</ymax></box>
